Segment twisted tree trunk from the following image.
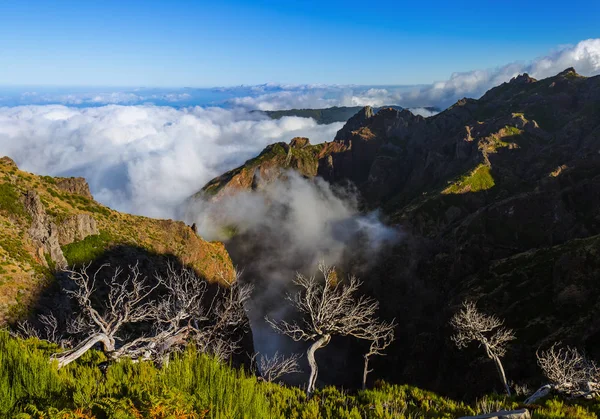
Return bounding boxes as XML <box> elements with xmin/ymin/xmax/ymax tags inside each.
<box><xmin>52</xmin><ymin>333</ymin><xmax>114</xmax><ymax>369</ymax></box>
<box><xmin>306</xmin><ymin>334</ymin><xmax>330</xmax><ymax>395</ymax></box>
<box><xmin>362</xmin><ymin>355</ymin><xmax>371</xmax><ymax>390</ymax></box>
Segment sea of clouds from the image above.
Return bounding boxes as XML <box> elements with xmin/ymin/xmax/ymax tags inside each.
<box><xmin>0</xmin><ymin>38</ymin><xmax>599</xmax><ymax>221</ymax></box>
<box><xmin>0</xmin><ymin>105</ymin><xmax>343</xmax><ymax>218</ymax></box>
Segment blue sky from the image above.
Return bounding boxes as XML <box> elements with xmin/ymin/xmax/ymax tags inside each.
<box><xmin>1</xmin><ymin>0</ymin><xmax>599</xmax><ymax>87</ymax></box>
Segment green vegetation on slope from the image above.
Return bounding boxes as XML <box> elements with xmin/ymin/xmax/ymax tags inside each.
<box><xmin>1</xmin><ymin>332</ymin><xmax>599</xmax><ymax>419</ymax></box>
<box><xmin>443</xmin><ymin>164</ymin><xmax>495</xmax><ymax>194</ymax></box>
<box><xmin>61</xmin><ymin>231</ymin><xmax>114</xmax><ymax>266</ymax></box>
<box><xmin>0</xmin><ymin>183</ymin><xmax>27</xmax><ymax>219</ymax></box>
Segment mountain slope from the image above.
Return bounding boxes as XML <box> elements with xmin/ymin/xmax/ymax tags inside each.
<box><xmin>0</xmin><ymin>157</ymin><xmax>234</xmax><ymax>323</ymax></box>
<box><xmin>194</xmin><ymin>68</ymin><xmax>600</xmax><ymax>396</ymax></box>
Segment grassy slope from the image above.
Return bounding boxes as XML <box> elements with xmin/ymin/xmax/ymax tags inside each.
<box><xmin>0</xmin><ymin>158</ymin><xmax>234</xmax><ymax>323</ymax></box>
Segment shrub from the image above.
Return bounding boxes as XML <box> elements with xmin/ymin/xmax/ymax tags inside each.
<box><xmin>2</xmin><ymin>331</ymin><xmax>600</xmax><ymax>418</ymax></box>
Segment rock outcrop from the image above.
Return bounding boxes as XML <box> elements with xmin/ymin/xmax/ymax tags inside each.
<box><xmin>0</xmin><ymin>156</ymin><xmax>18</xmax><ymax>169</ymax></box>
<box><xmin>24</xmin><ymin>190</ymin><xmax>68</xmax><ymax>269</ymax></box>
<box><xmin>334</xmin><ymin>105</ymin><xmax>374</xmax><ymax>141</ymax></box>
<box><xmin>289</xmin><ymin>137</ymin><xmax>310</xmax><ymax>148</ymax></box>
<box><xmin>56</xmin><ymin>213</ymin><xmax>98</xmax><ymax>246</ymax></box>
<box><xmin>199</xmin><ymin>138</ymin><xmax>325</xmax><ymax>200</ymax></box>
<box><xmin>56</xmin><ymin>177</ymin><xmax>93</xmax><ymax>199</ymax></box>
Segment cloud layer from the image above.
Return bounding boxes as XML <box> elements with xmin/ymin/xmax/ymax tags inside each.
<box><xmin>0</xmin><ymin>105</ymin><xmax>343</xmax><ymax>218</ymax></box>
<box><xmin>1</xmin><ymin>38</ymin><xmax>599</xmax><ymax>221</ymax></box>
<box><xmin>3</xmin><ymin>39</ymin><xmax>599</xmax><ymax>112</ymax></box>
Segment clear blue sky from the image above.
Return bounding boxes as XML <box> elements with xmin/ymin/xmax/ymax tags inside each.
<box><xmin>1</xmin><ymin>0</ymin><xmax>598</xmax><ymax>87</ymax></box>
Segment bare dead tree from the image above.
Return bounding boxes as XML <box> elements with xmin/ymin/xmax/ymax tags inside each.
<box><xmin>362</xmin><ymin>319</ymin><xmax>396</xmax><ymax>390</ymax></box>
<box><xmin>256</xmin><ymin>351</ymin><xmax>302</xmax><ymax>383</ymax></box>
<box><xmin>14</xmin><ymin>313</ymin><xmax>72</xmax><ymax>348</ymax></box>
<box><xmin>37</xmin><ymin>261</ymin><xmax>250</xmax><ymax>369</ymax></box>
<box><xmin>52</xmin><ymin>263</ymin><xmax>162</xmax><ymax>368</ymax></box>
<box><xmin>450</xmin><ymin>301</ymin><xmax>515</xmax><ymax>396</ymax></box>
<box><xmin>266</xmin><ymin>262</ymin><xmax>391</xmax><ymax>395</ymax></box>
<box><xmin>136</xmin><ymin>263</ymin><xmax>213</xmax><ymax>361</ymax></box>
<box><xmin>525</xmin><ymin>343</ymin><xmax>600</xmax><ymax>403</ymax></box>
<box><xmin>14</xmin><ymin>320</ymin><xmax>40</xmax><ymax>340</ymax></box>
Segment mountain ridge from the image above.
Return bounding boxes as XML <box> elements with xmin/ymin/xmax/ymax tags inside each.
<box><xmin>261</xmin><ymin>105</ymin><xmax>440</xmax><ymax>124</ymax></box>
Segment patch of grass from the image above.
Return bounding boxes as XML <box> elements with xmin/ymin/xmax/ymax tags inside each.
<box><xmin>40</xmin><ymin>175</ymin><xmax>56</xmax><ymax>185</ymax></box>
<box><xmin>443</xmin><ymin>164</ymin><xmax>495</xmax><ymax>194</ymax></box>
<box><xmin>0</xmin><ymin>183</ymin><xmax>27</xmax><ymax>218</ymax></box>
<box><xmin>0</xmin><ymin>235</ymin><xmax>36</xmax><ymax>269</ymax></box>
<box><xmin>504</xmin><ymin>125</ymin><xmax>522</xmax><ymax>136</ymax></box>
<box><xmin>61</xmin><ymin>231</ymin><xmax>113</xmax><ymax>266</ymax></box>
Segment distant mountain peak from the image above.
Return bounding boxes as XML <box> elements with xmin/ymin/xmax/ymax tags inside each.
<box><xmin>557</xmin><ymin>67</ymin><xmax>580</xmax><ymax>77</ymax></box>
<box><xmin>509</xmin><ymin>72</ymin><xmax>537</xmax><ymax>84</ymax></box>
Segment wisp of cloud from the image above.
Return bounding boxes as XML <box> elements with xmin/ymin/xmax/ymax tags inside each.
<box><xmin>185</xmin><ymin>172</ymin><xmax>401</xmax><ymax>360</ymax></box>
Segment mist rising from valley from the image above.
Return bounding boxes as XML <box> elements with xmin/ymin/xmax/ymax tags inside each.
<box><xmin>185</xmin><ymin>172</ymin><xmax>400</xmax><ymax>374</ymax></box>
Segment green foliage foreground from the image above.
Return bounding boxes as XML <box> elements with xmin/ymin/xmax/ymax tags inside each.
<box><xmin>1</xmin><ymin>331</ymin><xmax>600</xmax><ymax>419</ymax></box>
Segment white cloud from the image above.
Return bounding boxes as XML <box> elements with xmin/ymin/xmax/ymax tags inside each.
<box><xmin>0</xmin><ymin>105</ymin><xmax>343</xmax><ymax>218</ymax></box>
<box><xmin>227</xmin><ymin>38</ymin><xmax>600</xmax><ymax>110</ymax></box>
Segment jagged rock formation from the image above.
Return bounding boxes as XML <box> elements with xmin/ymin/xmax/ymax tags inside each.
<box><xmin>333</xmin><ymin>105</ymin><xmax>374</xmax><ymax>140</ymax></box>
<box><xmin>196</xmin><ymin>68</ymin><xmax>600</xmax><ymax>396</ymax></box>
<box><xmin>199</xmin><ymin>138</ymin><xmax>327</xmax><ymax>201</ymax></box>
<box><xmin>24</xmin><ymin>190</ymin><xmax>68</xmax><ymax>269</ymax></box>
<box><xmin>55</xmin><ymin>214</ymin><xmax>98</xmax><ymax>246</ymax></box>
<box><xmin>55</xmin><ymin>177</ymin><xmax>94</xmax><ymax>199</ymax></box>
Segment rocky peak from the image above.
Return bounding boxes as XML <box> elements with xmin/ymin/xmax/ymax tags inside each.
<box><xmin>557</xmin><ymin>67</ymin><xmax>579</xmax><ymax>77</ymax></box>
<box><xmin>0</xmin><ymin>156</ymin><xmax>18</xmax><ymax>169</ymax></box>
<box><xmin>509</xmin><ymin>73</ymin><xmax>537</xmax><ymax>85</ymax></box>
<box><xmin>289</xmin><ymin>137</ymin><xmax>310</xmax><ymax>149</ymax></box>
<box><xmin>56</xmin><ymin>177</ymin><xmax>93</xmax><ymax>200</ymax></box>
<box><xmin>334</xmin><ymin>106</ymin><xmax>374</xmax><ymax>141</ymax></box>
